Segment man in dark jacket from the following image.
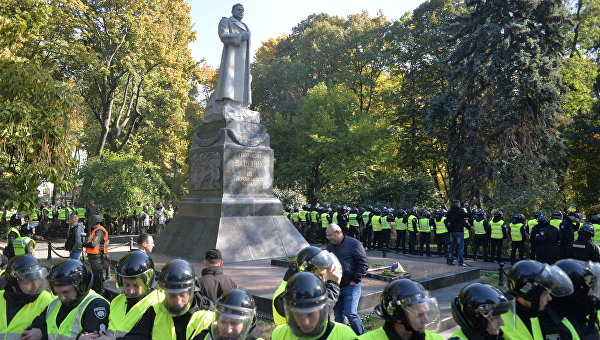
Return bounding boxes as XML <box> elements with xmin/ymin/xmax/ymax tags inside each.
<box><xmin>196</xmin><ymin>249</ymin><xmax>238</xmax><ymax>304</ymax></box>
<box><xmin>559</xmin><ymin>211</ymin><xmax>581</xmax><ymax>259</ymax></box>
<box><xmin>326</xmin><ymin>224</ymin><xmax>368</xmax><ymax>335</ymax></box>
<box><xmin>535</xmin><ymin>216</ymin><xmax>560</xmax><ymax>264</ymax></box>
<box><xmin>446</xmin><ymin>200</ymin><xmax>470</xmax><ymax>267</ymax></box>
<box><xmin>65</xmin><ymin>212</ymin><xmax>85</xmax><ymax>260</ymax></box>
<box><xmin>570</xmin><ymin>224</ymin><xmax>600</xmax><ymax>262</ymax></box>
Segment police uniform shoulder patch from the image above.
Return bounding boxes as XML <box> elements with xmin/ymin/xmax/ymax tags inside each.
<box><xmin>94</xmin><ymin>307</ymin><xmax>107</xmax><ymax>319</ymax></box>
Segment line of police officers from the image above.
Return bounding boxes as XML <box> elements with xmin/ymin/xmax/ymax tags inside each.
<box><xmin>1</xmin><ymin>243</ymin><xmax>600</xmax><ymax>340</ymax></box>
<box><xmin>285</xmin><ymin>205</ymin><xmax>600</xmax><ymax>264</ymax></box>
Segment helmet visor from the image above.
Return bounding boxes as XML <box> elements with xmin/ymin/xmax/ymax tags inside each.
<box><xmin>160</xmin><ymin>286</ymin><xmax>194</xmax><ymax>316</ymax></box>
<box><xmin>403</xmin><ymin>297</ymin><xmax>441</xmax><ymax>332</ymax></box>
<box><xmin>210</xmin><ymin>308</ymin><xmax>253</xmax><ymax>340</ymax></box>
<box><xmin>298</xmin><ymin>250</ymin><xmax>330</xmax><ymax>272</ymax></box>
<box><xmin>477</xmin><ymin>297</ymin><xmax>516</xmax><ymax>331</ymax></box>
<box><xmin>116</xmin><ymin>270</ymin><xmax>154</xmax><ymax>298</ymax></box>
<box><xmin>538</xmin><ymin>264</ymin><xmax>574</xmax><ymax>297</ymax></box>
<box><xmin>586</xmin><ymin>261</ymin><xmax>600</xmax><ymax>298</ymax></box>
<box><xmin>14</xmin><ymin>266</ymin><xmax>49</xmax><ymax>295</ymax></box>
<box><xmin>284</xmin><ymin>302</ymin><xmax>328</xmax><ymax>339</ymax></box>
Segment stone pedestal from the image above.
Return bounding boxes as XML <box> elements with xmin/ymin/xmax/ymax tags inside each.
<box><xmin>154</xmin><ymin>118</ymin><xmax>308</xmax><ymax>263</ymax></box>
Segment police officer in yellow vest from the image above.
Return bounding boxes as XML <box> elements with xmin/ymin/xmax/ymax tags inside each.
<box><xmin>272</xmin><ymin>246</ymin><xmax>341</xmax><ymax>326</ymax></box>
<box><xmin>418</xmin><ymin>210</ymin><xmax>433</xmax><ymax>257</ymax></box>
<box><xmin>549</xmin><ymin>210</ymin><xmax>562</xmax><ymax>230</ymax></box>
<box><xmin>23</xmin><ymin>259</ymin><xmax>110</xmax><ymax>340</ymax></box>
<box><xmin>348</xmin><ymin>208</ymin><xmax>360</xmax><ymax>240</ymax></box>
<box><xmin>371</xmin><ymin>208</ymin><xmax>383</xmax><ymax>250</ymax></box>
<box><xmin>0</xmin><ymin>255</ymin><xmax>53</xmax><ymax>338</ymax></box>
<box><xmin>406</xmin><ymin>207</ymin><xmax>419</xmax><ymax>255</ymax></box>
<box><xmin>319</xmin><ymin>207</ymin><xmax>331</xmax><ymax>244</ymax></box>
<box><xmin>197</xmin><ymin>289</ymin><xmax>261</xmax><ymax>340</ymax></box>
<box><xmin>272</xmin><ymin>272</ymin><xmax>356</xmax><ymax>340</ymax></box>
<box><xmin>359</xmin><ymin>279</ymin><xmax>443</xmax><ymax>340</ymax></box>
<box><xmin>509</xmin><ymin>214</ymin><xmax>527</xmax><ymax>264</ymax></box>
<box><xmin>121</xmin><ymin>259</ymin><xmax>215</xmax><ymax>340</ymax></box>
<box><xmin>538</xmin><ymin>259</ymin><xmax>600</xmax><ymax>338</ymax></box>
<box><xmin>13</xmin><ymin>235</ymin><xmax>36</xmax><ymax>257</ymax></box>
<box><xmin>527</xmin><ymin>211</ymin><xmax>542</xmax><ymax>260</ymax></box>
<box><xmin>394</xmin><ymin>209</ymin><xmax>407</xmax><ymax>254</ymax></box>
<box><xmin>3</xmin><ymin>227</ymin><xmax>21</xmax><ymax>259</ymax></box>
<box><xmin>432</xmin><ymin>209</ymin><xmax>448</xmax><ymax>256</ymax></box>
<box><xmin>489</xmin><ymin>211</ymin><xmax>507</xmax><ymax>263</ymax></box>
<box><xmin>570</xmin><ymin>224</ymin><xmax>600</xmax><ymax>262</ymax></box>
<box><xmin>362</xmin><ymin>206</ymin><xmax>373</xmax><ymax>250</ymax></box>
<box><xmin>449</xmin><ymin>283</ymin><xmax>515</xmax><ymax>340</ymax></box>
<box><xmin>90</xmin><ymin>251</ymin><xmax>162</xmax><ymax>339</ymax></box>
<box><xmin>381</xmin><ymin>208</ymin><xmax>394</xmax><ymax>255</ymax></box>
<box><xmin>501</xmin><ymin>260</ymin><xmax>574</xmax><ymax>340</ymax></box>
<box><xmin>590</xmin><ymin>215</ymin><xmax>600</xmax><ymax>247</ymax></box>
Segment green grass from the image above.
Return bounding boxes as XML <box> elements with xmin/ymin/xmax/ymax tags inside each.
<box><xmin>480</xmin><ymin>271</ymin><xmax>500</xmax><ymax>287</ymax></box>
<box><xmin>368</xmin><ymin>263</ymin><xmax>384</xmax><ymax>268</ymax></box>
<box><xmin>362</xmin><ymin>315</ymin><xmax>385</xmax><ymax>332</ymax></box>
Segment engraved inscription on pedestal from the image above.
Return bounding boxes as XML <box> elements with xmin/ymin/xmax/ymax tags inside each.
<box><xmin>190</xmin><ymin>151</ymin><xmax>221</xmax><ymax>190</ymax></box>
<box><xmin>226</xmin><ymin>149</ymin><xmax>272</xmax><ymax>195</ymax></box>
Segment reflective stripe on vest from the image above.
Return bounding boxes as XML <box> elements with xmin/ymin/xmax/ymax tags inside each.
<box><xmin>13</xmin><ymin>237</ymin><xmax>35</xmax><ymax>256</ymax></box>
<box><xmin>310</xmin><ymin>211</ymin><xmax>318</xmax><ymax>223</ymax></box>
<box><xmin>408</xmin><ymin>215</ymin><xmax>418</xmax><ymax>232</ymax></box>
<box><xmin>371</xmin><ymin>216</ymin><xmax>382</xmax><ymax>231</ymax></box>
<box><xmin>106</xmin><ymin>290</ymin><xmax>162</xmax><ymax>337</ymax></box>
<box><xmin>332</xmin><ymin>212</ymin><xmax>338</xmax><ymax>224</ymax></box>
<box><xmin>592</xmin><ymin>224</ymin><xmax>600</xmax><ymax>247</ymax></box>
<box><xmin>362</xmin><ymin>212</ymin><xmax>371</xmax><ymax>226</ymax></box>
<box><xmin>473</xmin><ymin>219</ymin><xmax>486</xmax><ymax>235</ymax></box>
<box><xmin>395</xmin><ymin>218</ymin><xmax>406</xmax><ymax>231</ymax></box>
<box><xmin>418</xmin><ymin>218</ymin><xmax>431</xmax><ymax>232</ymax></box>
<box><xmin>490</xmin><ymin>220</ymin><xmax>504</xmax><ymax>239</ymax></box>
<box><xmin>272</xmin><ymin>280</ymin><xmax>287</xmax><ymax>326</ymax></box>
<box><xmin>76</xmin><ymin>208</ymin><xmax>86</xmax><ymax>219</ymax></box>
<box><xmin>151</xmin><ymin>303</ymin><xmax>214</xmax><ymax>340</ymax></box>
<box><xmin>46</xmin><ymin>291</ymin><xmax>106</xmax><ymax>340</ymax></box>
<box><xmin>510</xmin><ymin>223</ymin><xmax>524</xmax><ymax>242</ymax></box>
<box><xmin>44</xmin><ymin>208</ymin><xmax>53</xmax><ymax>219</ymax></box>
<box><xmin>464</xmin><ymin>227</ymin><xmax>470</xmax><ymax>239</ymax></box>
<box><xmin>434</xmin><ymin>218</ymin><xmax>447</xmax><ymax>234</ymax></box>
<box><xmin>29</xmin><ymin>211</ymin><xmax>38</xmax><ymax>221</ymax></box>
<box><xmin>550</xmin><ymin>219</ymin><xmax>561</xmax><ymax>230</ymax></box>
<box><xmin>299</xmin><ymin>211</ymin><xmax>307</xmax><ymax>222</ymax></box>
<box><xmin>349</xmin><ymin>214</ymin><xmax>359</xmax><ymax>227</ymax></box>
<box><xmin>320</xmin><ymin>213</ymin><xmax>329</xmax><ymax>228</ymax></box>
<box><xmin>57</xmin><ymin>209</ymin><xmax>67</xmax><ymax>221</ymax></box>
<box><xmin>0</xmin><ymin>290</ymin><xmax>53</xmax><ymax>339</ymax></box>
<box><xmin>85</xmin><ymin>226</ymin><xmax>109</xmax><ymax>254</ymax></box>
<box><xmin>291</xmin><ymin>212</ymin><xmax>299</xmax><ymax>222</ymax></box>
<box><xmin>381</xmin><ymin>217</ymin><xmax>390</xmax><ymax>230</ymax></box>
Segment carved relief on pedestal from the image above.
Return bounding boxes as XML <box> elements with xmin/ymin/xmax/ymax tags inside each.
<box><xmin>189</xmin><ymin>152</ymin><xmax>221</xmax><ymax>190</ymax></box>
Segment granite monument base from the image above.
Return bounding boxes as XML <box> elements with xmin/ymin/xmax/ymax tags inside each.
<box><xmin>154</xmin><ymin>118</ymin><xmax>308</xmax><ymax>263</ymax></box>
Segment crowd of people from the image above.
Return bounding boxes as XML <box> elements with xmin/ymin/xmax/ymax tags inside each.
<box><xmin>284</xmin><ymin>201</ymin><xmax>600</xmax><ymax>265</ymax></box>
<box><xmin>1</xmin><ymin>198</ymin><xmax>599</xmax><ymax>339</ymax></box>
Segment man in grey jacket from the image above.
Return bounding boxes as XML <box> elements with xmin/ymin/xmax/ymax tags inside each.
<box><xmin>66</xmin><ymin>212</ymin><xmax>85</xmax><ymax>260</ymax></box>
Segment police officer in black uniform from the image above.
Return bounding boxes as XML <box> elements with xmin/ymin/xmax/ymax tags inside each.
<box><xmin>538</xmin><ymin>259</ymin><xmax>600</xmax><ymax>339</ymax></box>
<box><xmin>570</xmin><ymin>224</ymin><xmax>600</xmax><ymax>262</ymax></box>
<box><xmin>535</xmin><ymin>216</ymin><xmax>560</xmax><ymax>264</ymax></box>
<box><xmin>336</xmin><ymin>206</ymin><xmax>348</xmax><ymax>235</ymax></box>
<box><xmin>528</xmin><ymin>211</ymin><xmax>543</xmax><ymax>260</ymax></box>
<box><xmin>559</xmin><ymin>211</ymin><xmax>581</xmax><ymax>259</ymax></box>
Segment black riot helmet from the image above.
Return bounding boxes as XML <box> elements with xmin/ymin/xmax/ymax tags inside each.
<box><xmin>493</xmin><ymin>210</ymin><xmax>503</xmax><ymax>217</ymax></box>
<box><xmin>48</xmin><ymin>259</ymin><xmax>92</xmax><ymax>296</ymax></box>
<box><xmin>350</xmin><ymin>207</ymin><xmax>358</xmax><ymax>214</ymax></box>
<box><xmin>513</xmin><ymin>214</ymin><xmax>525</xmax><ymax>223</ymax></box>
<box><xmin>590</xmin><ymin>215</ymin><xmax>600</xmax><ymax>224</ymax></box>
<box><xmin>451</xmin><ymin>283</ymin><xmax>515</xmax><ymax>338</ymax></box>
<box><xmin>158</xmin><ymin>259</ymin><xmax>196</xmax><ymax>316</ymax></box>
<box><xmin>554</xmin><ymin>259</ymin><xmax>597</xmax><ymax>301</ymax></box>
<box><xmin>532</xmin><ymin>211</ymin><xmax>542</xmax><ymax>218</ymax></box>
<box><xmin>373</xmin><ymin>208</ymin><xmax>381</xmax><ymax>215</ymax></box>
<box><xmin>367</xmin><ymin>205</ymin><xmax>373</xmax><ymax>212</ymax></box>
<box><xmin>283</xmin><ymin>272</ymin><xmax>329</xmax><ymax>339</ymax></box>
<box><xmin>536</xmin><ymin>215</ymin><xmax>550</xmax><ymax>226</ymax></box>
<box><xmin>296</xmin><ymin>246</ymin><xmax>330</xmax><ymax>273</ymax></box>
<box><xmin>475</xmin><ymin>209</ymin><xmax>484</xmax><ymax>218</ymax></box>
<box><xmin>211</xmin><ymin>289</ymin><xmax>256</xmax><ymax>340</ymax></box>
<box><xmin>408</xmin><ymin>207</ymin><xmax>418</xmax><ymax>215</ymax></box>
<box><xmin>577</xmin><ymin>224</ymin><xmax>594</xmax><ymax>238</ymax></box>
<box><xmin>375</xmin><ymin>279</ymin><xmax>440</xmax><ymax>334</ymax></box>
<box><xmin>551</xmin><ymin>210</ymin><xmax>563</xmax><ymax>219</ymax></box>
<box><xmin>420</xmin><ymin>210</ymin><xmax>431</xmax><ymax>218</ymax></box>
<box><xmin>116</xmin><ymin>251</ymin><xmax>155</xmax><ymax>298</ymax></box>
<box><xmin>508</xmin><ymin>260</ymin><xmax>573</xmax><ymax>313</ymax></box>
<box><xmin>6</xmin><ymin>254</ymin><xmax>48</xmax><ymax>295</ymax></box>
<box><xmin>396</xmin><ymin>209</ymin><xmax>406</xmax><ymax>218</ymax></box>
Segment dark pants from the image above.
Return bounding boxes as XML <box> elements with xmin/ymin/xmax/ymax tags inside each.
<box><xmin>436</xmin><ymin>233</ymin><xmax>448</xmax><ymax>255</ymax></box>
<box><xmin>349</xmin><ymin>226</ymin><xmax>360</xmax><ymax>239</ymax></box>
<box><xmin>529</xmin><ymin>240</ymin><xmax>537</xmax><ymax>260</ymax></box>
<box><xmin>381</xmin><ymin>229</ymin><xmax>390</xmax><ymax>253</ymax></box>
<box><xmin>463</xmin><ymin>238</ymin><xmax>470</xmax><ymax>258</ymax></box>
<box><xmin>511</xmin><ymin>241</ymin><xmax>525</xmax><ymax>263</ymax></box>
<box><xmin>88</xmin><ymin>254</ymin><xmax>104</xmax><ymax>295</ymax></box>
<box><xmin>408</xmin><ymin>231</ymin><xmax>417</xmax><ymax>254</ymax></box>
<box><xmin>473</xmin><ymin>234</ymin><xmax>489</xmax><ymax>261</ymax></box>
<box><xmin>395</xmin><ymin>229</ymin><xmax>406</xmax><ymax>252</ymax></box>
<box><xmin>489</xmin><ymin>238</ymin><xmax>503</xmax><ymax>262</ymax></box>
<box><xmin>373</xmin><ymin>230</ymin><xmax>382</xmax><ymax>249</ymax></box>
<box><xmin>419</xmin><ymin>232</ymin><xmax>431</xmax><ymax>256</ymax></box>
<box><xmin>362</xmin><ymin>227</ymin><xmax>372</xmax><ymax>249</ymax></box>
<box><xmin>321</xmin><ymin>227</ymin><xmax>327</xmax><ymax>243</ymax></box>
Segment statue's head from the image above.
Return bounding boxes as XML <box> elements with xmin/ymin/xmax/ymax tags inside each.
<box><xmin>232</xmin><ymin>4</ymin><xmax>244</xmax><ymax>20</ymax></box>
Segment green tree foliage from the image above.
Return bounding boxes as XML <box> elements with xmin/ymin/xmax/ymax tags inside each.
<box><xmin>430</xmin><ymin>0</ymin><xmax>568</xmax><ymax>211</ymax></box>
<box><xmin>270</xmin><ymin>83</ymin><xmax>384</xmax><ymax>204</ymax></box>
<box><xmin>79</xmin><ymin>151</ymin><xmax>170</xmax><ymax>215</ymax></box>
<box><xmin>0</xmin><ymin>0</ymin><xmax>79</xmax><ymax>211</ymax></box>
